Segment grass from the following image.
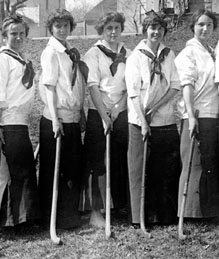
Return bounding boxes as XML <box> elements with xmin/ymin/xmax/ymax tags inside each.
<box><xmin>2</xmin><ymin>20</ymin><xmax>219</xmax><ymax>259</ymax></box>
<box><xmin>1</xmin><ymin>217</ymin><xmax>219</xmax><ymax>258</ymax></box>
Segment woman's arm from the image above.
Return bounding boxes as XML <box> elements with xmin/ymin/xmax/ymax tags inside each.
<box><xmin>147</xmin><ymin>88</ymin><xmax>178</xmax><ymax>116</ymax></box>
<box><xmin>183</xmin><ymin>84</ymin><xmax>198</xmax><ymax>138</ymax></box>
<box><xmin>131</xmin><ymin>96</ymin><xmax>150</xmax><ymax>141</ymax></box>
<box><xmin>89</xmin><ymin>85</ymin><xmax>112</xmax><ymax>134</ymax></box>
<box><xmin>125</xmin><ymin>52</ymin><xmax>150</xmax><ymax>140</ymax></box>
<box><xmin>0</xmin><ymin>55</ymin><xmax>9</xmax><ymax>146</ymax></box>
<box><xmin>45</xmin><ymin>84</ymin><xmax>64</xmax><ymax>138</ymax></box>
<box><xmin>83</xmin><ymin>47</ymin><xmax>112</xmax><ymax>134</ymax></box>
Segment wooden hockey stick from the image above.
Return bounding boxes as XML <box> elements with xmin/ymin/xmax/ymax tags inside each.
<box><xmin>34</xmin><ymin>143</ymin><xmax>40</xmax><ymax>161</ymax></box>
<box><xmin>140</xmin><ymin>136</ymin><xmax>151</xmax><ymax>238</ymax></box>
<box><xmin>50</xmin><ymin>135</ymin><xmax>61</xmax><ymax>244</ymax></box>
<box><xmin>178</xmin><ymin>110</ymin><xmax>199</xmax><ymax>240</ymax></box>
<box><xmin>105</xmin><ymin>131</ymin><xmax>111</xmax><ymax>239</ymax></box>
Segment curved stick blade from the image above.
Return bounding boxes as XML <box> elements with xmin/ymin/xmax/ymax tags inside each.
<box><xmin>50</xmin><ymin>228</ymin><xmax>61</xmax><ymax>245</ymax></box>
<box><xmin>178</xmin><ymin>194</ymin><xmax>187</xmax><ymax>241</ymax></box>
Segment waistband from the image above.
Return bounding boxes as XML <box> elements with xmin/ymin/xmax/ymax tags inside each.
<box><xmin>43</xmin><ymin>106</ymin><xmax>81</xmax><ymax>123</ymax></box>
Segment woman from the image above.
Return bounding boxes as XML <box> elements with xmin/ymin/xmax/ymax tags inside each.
<box><xmin>38</xmin><ymin>9</ymin><xmax>86</xmax><ymax>229</ymax></box>
<box><xmin>175</xmin><ymin>9</ymin><xmax>219</xmax><ymax>219</ymax></box>
<box><xmin>125</xmin><ymin>10</ymin><xmax>181</xmax><ymax>227</ymax></box>
<box><xmin>82</xmin><ymin>12</ymin><xmax>131</xmax><ymax>227</ymax></box>
<box><xmin>0</xmin><ymin>14</ymin><xmax>39</xmax><ymax>227</ymax></box>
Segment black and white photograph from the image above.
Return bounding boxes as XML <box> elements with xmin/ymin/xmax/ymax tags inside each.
<box><xmin>0</xmin><ymin>0</ymin><xmax>219</xmax><ymax>258</ymax></box>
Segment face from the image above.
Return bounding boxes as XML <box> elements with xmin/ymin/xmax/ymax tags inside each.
<box><xmin>102</xmin><ymin>21</ymin><xmax>122</xmax><ymax>45</ymax></box>
<box><xmin>145</xmin><ymin>23</ymin><xmax>165</xmax><ymax>46</ymax></box>
<box><xmin>5</xmin><ymin>23</ymin><xmax>26</xmax><ymax>52</ymax></box>
<box><xmin>194</xmin><ymin>14</ymin><xmax>214</xmax><ymax>44</ymax></box>
<box><xmin>51</xmin><ymin>19</ymin><xmax>71</xmax><ymax>44</ymax></box>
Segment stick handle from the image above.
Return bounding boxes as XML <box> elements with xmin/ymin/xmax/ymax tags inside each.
<box><xmin>50</xmin><ymin>135</ymin><xmax>61</xmax><ymax>245</ymax></box>
<box><xmin>140</xmin><ymin>138</ymin><xmax>151</xmax><ymax>238</ymax></box>
<box><xmin>34</xmin><ymin>143</ymin><xmax>40</xmax><ymax>161</ymax></box>
<box><xmin>105</xmin><ymin>131</ymin><xmax>111</xmax><ymax>239</ymax></box>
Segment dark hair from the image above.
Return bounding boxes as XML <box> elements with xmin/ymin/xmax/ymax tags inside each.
<box><xmin>142</xmin><ymin>10</ymin><xmax>168</xmax><ymax>36</ymax></box>
<box><xmin>95</xmin><ymin>12</ymin><xmax>125</xmax><ymax>35</ymax></box>
<box><xmin>46</xmin><ymin>8</ymin><xmax>77</xmax><ymax>34</ymax></box>
<box><xmin>1</xmin><ymin>13</ymin><xmax>29</xmax><ymax>37</ymax></box>
<box><xmin>190</xmin><ymin>8</ymin><xmax>217</xmax><ymax>32</ymax></box>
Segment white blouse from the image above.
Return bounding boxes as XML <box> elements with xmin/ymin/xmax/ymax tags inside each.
<box><xmin>175</xmin><ymin>38</ymin><xmax>219</xmax><ymax>119</ymax></box>
<box><xmin>0</xmin><ymin>47</ymin><xmax>35</xmax><ymax>125</ymax></box>
<box><xmin>39</xmin><ymin>36</ymin><xmax>85</xmax><ymax>123</ymax></box>
<box><xmin>82</xmin><ymin>40</ymin><xmax>131</xmax><ymax>113</ymax></box>
<box><xmin>126</xmin><ymin>40</ymin><xmax>180</xmax><ymax>127</ymax></box>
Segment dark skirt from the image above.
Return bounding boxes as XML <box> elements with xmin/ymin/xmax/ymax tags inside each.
<box><xmin>178</xmin><ymin>118</ymin><xmax>219</xmax><ymax>218</ymax></box>
<box><xmin>38</xmin><ymin>116</ymin><xmax>82</xmax><ymax>229</ymax></box>
<box><xmin>0</xmin><ymin>125</ymin><xmax>40</xmax><ymax>226</ymax></box>
<box><xmin>83</xmin><ymin>109</ymin><xmax>129</xmax><ymax>211</ymax></box>
<box><xmin>128</xmin><ymin>123</ymin><xmax>181</xmax><ymax>224</ymax></box>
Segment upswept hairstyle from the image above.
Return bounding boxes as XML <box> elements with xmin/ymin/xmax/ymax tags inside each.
<box><xmin>142</xmin><ymin>10</ymin><xmax>168</xmax><ymax>36</ymax></box>
<box><xmin>190</xmin><ymin>8</ymin><xmax>217</xmax><ymax>32</ymax></box>
<box><xmin>46</xmin><ymin>8</ymin><xmax>77</xmax><ymax>34</ymax></box>
<box><xmin>1</xmin><ymin>13</ymin><xmax>29</xmax><ymax>37</ymax></box>
<box><xmin>95</xmin><ymin>11</ymin><xmax>125</xmax><ymax>35</ymax></box>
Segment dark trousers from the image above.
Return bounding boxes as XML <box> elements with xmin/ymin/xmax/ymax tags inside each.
<box><xmin>0</xmin><ymin>125</ymin><xmax>39</xmax><ymax>226</ymax></box>
<box><xmin>83</xmin><ymin>109</ymin><xmax>129</xmax><ymax>210</ymax></box>
<box><xmin>128</xmin><ymin>123</ymin><xmax>180</xmax><ymax>224</ymax></box>
<box><xmin>39</xmin><ymin>116</ymin><xmax>82</xmax><ymax>229</ymax></box>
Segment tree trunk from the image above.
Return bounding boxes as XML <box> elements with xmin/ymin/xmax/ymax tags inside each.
<box><xmin>0</xmin><ymin>0</ymin><xmax>4</xmax><ymax>43</ymax></box>
<box><xmin>204</xmin><ymin>0</ymin><xmax>212</xmax><ymax>11</ymax></box>
<box><xmin>0</xmin><ymin>0</ymin><xmax>5</xmax><ymax>25</ymax></box>
<box><xmin>133</xmin><ymin>19</ymin><xmax>139</xmax><ymax>34</ymax></box>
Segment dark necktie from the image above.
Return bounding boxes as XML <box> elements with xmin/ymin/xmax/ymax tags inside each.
<box><xmin>1</xmin><ymin>49</ymin><xmax>35</xmax><ymax>89</ymax></box>
<box><xmin>65</xmin><ymin>48</ymin><xmax>88</xmax><ymax>88</ymax></box>
<box><xmin>139</xmin><ymin>47</ymin><xmax>170</xmax><ymax>85</ymax></box>
<box><xmin>96</xmin><ymin>45</ymin><xmax>127</xmax><ymax>76</ymax></box>
<box><xmin>205</xmin><ymin>45</ymin><xmax>215</xmax><ymax>62</ymax></box>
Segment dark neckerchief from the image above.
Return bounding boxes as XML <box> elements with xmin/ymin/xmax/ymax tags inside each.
<box><xmin>205</xmin><ymin>44</ymin><xmax>215</xmax><ymax>62</ymax></box>
<box><xmin>139</xmin><ymin>47</ymin><xmax>170</xmax><ymax>85</ymax></box>
<box><xmin>96</xmin><ymin>45</ymin><xmax>127</xmax><ymax>76</ymax></box>
<box><xmin>65</xmin><ymin>47</ymin><xmax>88</xmax><ymax>88</ymax></box>
<box><xmin>1</xmin><ymin>49</ymin><xmax>35</xmax><ymax>89</ymax></box>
